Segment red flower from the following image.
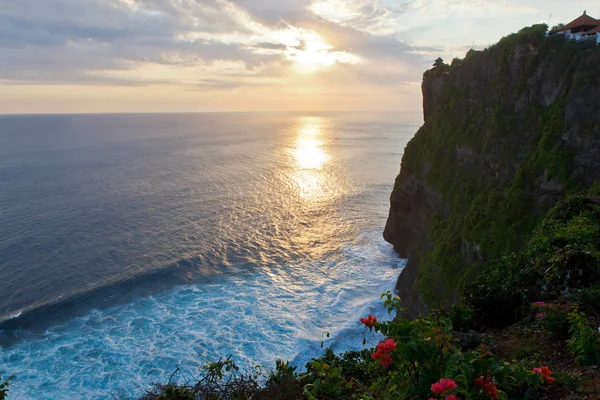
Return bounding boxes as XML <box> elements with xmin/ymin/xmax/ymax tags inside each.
<box><xmin>541</xmin><ymin>367</ymin><xmax>554</xmax><ymax>384</ymax></box>
<box><xmin>431</xmin><ymin>378</ymin><xmax>458</xmax><ymax>395</ymax></box>
<box><xmin>533</xmin><ymin>366</ymin><xmax>554</xmax><ymax>384</ymax></box>
<box><xmin>372</xmin><ymin>338</ymin><xmax>396</xmax><ymax>368</ymax></box>
<box><xmin>360</xmin><ymin>315</ymin><xmax>377</xmax><ymax>328</ymax></box>
<box><xmin>380</xmin><ymin>338</ymin><xmax>396</xmax><ymax>351</ymax></box>
<box><xmin>445</xmin><ymin>396</ymin><xmax>457</xmax><ymax>400</ymax></box>
<box><xmin>474</xmin><ymin>375</ymin><xmax>498</xmax><ymax>398</ymax></box>
<box><xmin>439</xmin><ymin>378</ymin><xmax>457</xmax><ymax>391</ymax></box>
<box><xmin>431</xmin><ymin>382</ymin><xmax>445</xmax><ymax>394</ymax></box>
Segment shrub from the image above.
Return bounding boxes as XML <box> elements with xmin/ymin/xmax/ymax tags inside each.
<box><xmin>466</xmin><ymin>195</ymin><xmax>600</xmax><ymax>325</ymax></box>
<box><xmin>0</xmin><ymin>376</ymin><xmax>11</xmax><ymax>400</ymax></box>
<box><xmin>354</xmin><ymin>292</ymin><xmax>552</xmax><ymax>399</ymax></box>
<box><xmin>567</xmin><ymin>307</ymin><xmax>600</xmax><ymax>365</ymax></box>
<box><xmin>571</xmin><ymin>285</ymin><xmax>600</xmax><ymax>314</ymax></box>
<box><xmin>449</xmin><ymin>304</ymin><xmax>473</xmax><ymax>332</ymax></box>
<box><xmin>532</xmin><ymin>301</ymin><xmax>571</xmax><ymax>339</ymax></box>
<box><xmin>140</xmin><ymin>357</ymin><xmax>263</xmax><ymax>400</ymax></box>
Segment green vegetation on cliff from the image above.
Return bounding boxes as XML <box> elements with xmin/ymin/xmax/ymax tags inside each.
<box><xmin>389</xmin><ymin>24</ymin><xmax>600</xmax><ymax>309</ymax></box>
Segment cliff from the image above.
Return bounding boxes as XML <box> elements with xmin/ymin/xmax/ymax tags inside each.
<box><xmin>384</xmin><ymin>25</ymin><xmax>600</xmax><ymax>316</ymax></box>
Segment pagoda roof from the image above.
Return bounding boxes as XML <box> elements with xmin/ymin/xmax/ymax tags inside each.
<box><xmin>555</xmin><ymin>12</ymin><xmax>600</xmax><ymax>32</ymax></box>
<box><xmin>584</xmin><ymin>25</ymin><xmax>600</xmax><ymax>35</ymax></box>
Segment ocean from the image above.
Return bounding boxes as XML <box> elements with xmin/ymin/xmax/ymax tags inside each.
<box><xmin>0</xmin><ymin>112</ymin><xmax>419</xmax><ymax>399</ymax></box>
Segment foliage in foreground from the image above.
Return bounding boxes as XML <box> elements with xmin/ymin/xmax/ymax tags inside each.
<box><xmin>0</xmin><ymin>375</ymin><xmax>11</xmax><ymax>400</ymax></box>
<box><xmin>141</xmin><ymin>293</ymin><xmax>563</xmax><ymax>400</ymax></box>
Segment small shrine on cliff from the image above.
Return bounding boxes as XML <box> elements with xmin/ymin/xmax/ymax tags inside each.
<box><xmin>548</xmin><ymin>10</ymin><xmax>600</xmax><ymax>45</ymax></box>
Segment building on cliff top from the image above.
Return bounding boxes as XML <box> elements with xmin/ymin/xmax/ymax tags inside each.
<box><xmin>548</xmin><ymin>10</ymin><xmax>600</xmax><ymax>45</ymax></box>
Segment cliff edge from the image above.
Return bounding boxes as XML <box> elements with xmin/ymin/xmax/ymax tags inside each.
<box><xmin>384</xmin><ymin>25</ymin><xmax>600</xmax><ymax>316</ymax></box>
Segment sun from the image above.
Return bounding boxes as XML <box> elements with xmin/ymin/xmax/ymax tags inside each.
<box><xmin>284</xmin><ymin>31</ymin><xmax>360</xmax><ymax>73</ymax></box>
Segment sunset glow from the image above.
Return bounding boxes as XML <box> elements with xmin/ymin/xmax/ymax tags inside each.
<box><xmin>0</xmin><ymin>0</ymin><xmax>598</xmax><ymax>113</ymax></box>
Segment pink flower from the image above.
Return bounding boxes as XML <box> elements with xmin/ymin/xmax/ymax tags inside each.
<box><xmin>533</xmin><ymin>368</ymin><xmax>542</xmax><ymax>374</ymax></box>
<box><xmin>445</xmin><ymin>395</ymin><xmax>457</xmax><ymax>400</ymax></box>
<box><xmin>431</xmin><ymin>382</ymin><xmax>445</xmax><ymax>394</ymax></box>
<box><xmin>431</xmin><ymin>378</ymin><xmax>457</xmax><ymax>395</ymax></box>
<box><xmin>535</xmin><ymin>313</ymin><xmax>547</xmax><ymax>319</ymax></box>
<box><xmin>439</xmin><ymin>378</ymin><xmax>457</xmax><ymax>391</ymax></box>
<box><xmin>534</xmin><ymin>301</ymin><xmax>545</xmax><ymax>306</ymax></box>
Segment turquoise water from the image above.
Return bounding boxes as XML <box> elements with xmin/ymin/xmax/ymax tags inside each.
<box><xmin>0</xmin><ymin>112</ymin><xmax>419</xmax><ymax>398</ymax></box>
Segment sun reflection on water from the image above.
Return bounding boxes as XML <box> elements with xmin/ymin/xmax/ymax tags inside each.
<box><xmin>289</xmin><ymin>117</ymin><xmax>336</xmax><ymax>201</ymax></box>
<box><xmin>293</xmin><ymin>123</ymin><xmax>328</xmax><ymax>170</ymax></box>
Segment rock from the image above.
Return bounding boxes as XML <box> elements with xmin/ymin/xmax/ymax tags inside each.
<box><xmin>384</xmin><ymin>25</ymin><xmax>600</xmax><ymax>315</ymax></box>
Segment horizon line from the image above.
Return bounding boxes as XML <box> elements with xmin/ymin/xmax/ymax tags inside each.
<box><xmin>0</xmin><ymin>110</ymin><xmax>422</xmax><ymax>117</ymax></box>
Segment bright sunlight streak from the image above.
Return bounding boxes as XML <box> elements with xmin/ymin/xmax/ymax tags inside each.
<box><xmin>293</xmin><ymin>122</ymin><xmax>328</xmax><ymax>170</ymax></box>
<box><xmin>289</xmin><ymin>117</ymin><xmax>339</xmax><ymax>202</ymax></box>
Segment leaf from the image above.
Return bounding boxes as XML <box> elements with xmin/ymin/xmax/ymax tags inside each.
<box><xmin>455</xmin><ymin>374</ymin><xmax>469</xmax><ymax>388</ymax></box>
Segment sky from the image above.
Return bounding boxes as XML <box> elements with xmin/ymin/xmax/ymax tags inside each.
<box><xmin>0</xmin><ymin>0</ymin><xmax>598</xmax><ymax>114</ymax></box>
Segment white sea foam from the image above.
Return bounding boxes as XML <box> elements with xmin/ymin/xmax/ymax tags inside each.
<box><xmin>0</xmin><ymin>312</ymin><xmax>22</xmax><ymax>323</ymax></box>
<box><xmin>0</xmin><ymin>229</ymin><xmax>404</xmax><ymax>399</ymax></box>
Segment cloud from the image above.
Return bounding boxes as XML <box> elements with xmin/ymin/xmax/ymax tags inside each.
<box><xmin>0</xmin><ymin>0</ymin><xmax>432</xmax><ymax>88</ymax></box>
<box><xmin>253</xmin><ymin>42</ymin><xmax>288</xmax><ymax>50</ymax></box>
<box><xmin>12</xmin><ymin>0</ymin><xmax>595</xmax><ymax>112</ymax></box>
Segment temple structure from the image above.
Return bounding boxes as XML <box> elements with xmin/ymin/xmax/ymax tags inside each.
<box><xmin>548</xmin><ymin>11</ymin><xmax>600</xmax><ymax>45</ymax></box>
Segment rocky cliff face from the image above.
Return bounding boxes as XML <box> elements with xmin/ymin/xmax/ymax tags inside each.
<box><xmin>384</xmin><ymin>25</ymin><xmax>600</xmax><ymax>316</ymax></box>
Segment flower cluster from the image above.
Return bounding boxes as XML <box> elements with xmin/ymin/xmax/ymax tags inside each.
<box><xmin>533</xmin><ymin>366</ymin><xmax>554</xmax><ymax>384</ymax></box>
<box><xmin>474</xmin><ymin>376</ymin><xmax>498</xmax><ymax>398</ymax></box>
<box><xmin>429</xmin><ymin>378</ymin><xmax>458</xmax><ymax>399</ymax></box>
<box><xmin>371</xmin><ymin>338</ymin><xmax>396</xmax><ymax>368</ymax></box>
<box><xmin>360</xmin><ymin>315</ymin><xmax>377</xmax><ymax>329</ymax></box>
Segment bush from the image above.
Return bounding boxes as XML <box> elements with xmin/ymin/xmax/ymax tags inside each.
<box><xmin>466</xmin><ymin>195</ymin><xmax>600</xmax><ymax>325</ymax></box>
<box><xmin>532</xmin><ymin>301</ymin><xmax>571</xmax><ymax>339</ymax></box>
<box><xmin>0</xmin><ymin>376</ymin><xmax>10</xmax><ymax>400</ymax></box>
<box><xmin>571</xmin><ymin>285</ymin><xmax>600</xmax><ymax>314</ymax></box>
<box><xmin>449</xmin><ymin>304</ymin><xmax>473</xmax><ymax>332</ymax></box>
<box><xmin>337</xmin><ymin>292</ymin><xmax>552</xmax><ymax>399</ymax></box>
<box><xmin>567</xmin><ymin>307</ymin><xmax>600</xmax><ymax>365</ymax></box>
<box><xmin>140</xmin><ymin>358</ymin><xmax>264</xmax><ymax>400</ymax></box>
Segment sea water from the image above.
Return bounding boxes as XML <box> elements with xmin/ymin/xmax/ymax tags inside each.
<box><xmin>0</xmin><ymin>112</ymin><xmax>419</xmax><ymax>399</ymax></box>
